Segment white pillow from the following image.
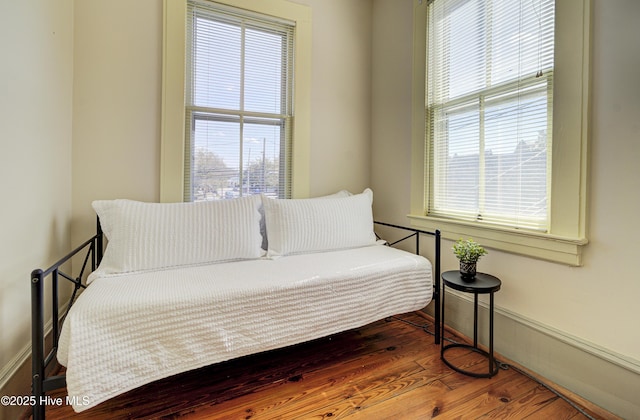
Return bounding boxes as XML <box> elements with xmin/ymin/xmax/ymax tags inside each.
<box><xmin>258</xmin><ymin>189</ymin><xmax>352</xmax><ymax>250</ymax></box>
<box><xmin>94</xmin><ymin>196</ymin><xmax>264</xmax><ymax>275</ymax></box>
<box><xmin>263</xmin><ymin>188</ymin><xmax>376</xmax><ymax>258</ymax></box>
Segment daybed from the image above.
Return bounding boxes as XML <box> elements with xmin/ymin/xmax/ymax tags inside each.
<box><xmin>30</xmin><ymin>189</ymin><xmax>440</xmax><ymax>418</ymax></box>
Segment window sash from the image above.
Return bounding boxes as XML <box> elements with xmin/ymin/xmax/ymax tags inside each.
<box><xmin>184</xmin><ymin>110</ymin><xmax>290</xmax><ymax>201</ymax></box>
<box><xmin>184</xmin><ymin>0</ymin><xmax>294</xmax><ymax>202</ymax></box>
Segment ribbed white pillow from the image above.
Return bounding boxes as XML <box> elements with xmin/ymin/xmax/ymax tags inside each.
<box><xmin>94</xmin><ymin>196</ymin><xmax>264</xmax><ymax>275</ymax></box>
<box><xmin>259</xmin><ymin>189</ymin><xmax>353</xmax><ymax>250</ymax></box>
<box><xmin>263</xmin><ymin>188</ymin><xmax>376</xmax><ymax>258</ymax></box>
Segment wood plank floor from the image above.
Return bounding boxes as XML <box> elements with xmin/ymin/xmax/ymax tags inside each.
<box><xmin>27</xmin><ymin>312</ymin><xmax>618</xmax><ymax>420</ymax></box>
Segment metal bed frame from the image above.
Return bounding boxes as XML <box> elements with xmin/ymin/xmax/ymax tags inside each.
<box><xmin>374</xmin><ymin>221</ymin><xmax>441</xmax><ymax>344</ymax></box>
<box><xmin>29</xmin><ymin>219</ymin><xmax>439</xmax><ymax>419</ymax></box>
<box><xmin>30</xmin><ymin>219</ymin><xmax>103</xmax><ymax>420</ymax></box>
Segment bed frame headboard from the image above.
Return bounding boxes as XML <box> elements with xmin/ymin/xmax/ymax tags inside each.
<box><xmin>29</xmin><ymin>217</ymin><xmax>103</xmax><ymax>420</ymax></box>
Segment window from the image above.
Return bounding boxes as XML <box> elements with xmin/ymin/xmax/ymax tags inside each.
<box><xmin>185</xmin><ymin>1</ymin><xmax>294</xmax><ymax>201</ymax></box>
<box><xmin>409</xmin><ymin>0</ymin><xmax>590</xmax><ymax>265</ymax></box>
<box><xmin>427</xmin><ymin>0</ymin><xmax>555</xmax><ymax>231</ymax></box>
<box><xmin>161</xmin><ymin>0</ymin><xmax>312</xmax><ymax>203</ymax></box>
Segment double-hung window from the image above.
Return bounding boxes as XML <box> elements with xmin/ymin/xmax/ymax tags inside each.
<box><xmin>413</xmin><ymin>0</ymin><xmax>590</xmax><ymax>265</ymax></box>
<box><xmin>184</xmin><ymin>0</ymin><xmax>294</xmax><ymax>201</ymax></box>
<box><xmin>426</xmin><ymin>0</ymin><xmax>555</xmax><ymax>231</ymax></box>
<box><xmin>161</xmin><ymin>0</ymin><xmax>311</xmax><ymax>203</ymax></box>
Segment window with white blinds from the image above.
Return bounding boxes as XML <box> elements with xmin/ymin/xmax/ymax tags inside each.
<box><xmin>426</xmin><ymin>0</ymin><xmax>555</xmax><ymax>231</ymax></box>
<box><xmin>185</xmin><ymin>0</ymin><xmax>294</xmax><ymax>202</ymax></box>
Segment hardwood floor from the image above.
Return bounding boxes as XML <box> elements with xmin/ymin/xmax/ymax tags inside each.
<box><xmin>28</xmin><ymin>312</ymin><xmax>617</xmax><ymax>420</ymax></box>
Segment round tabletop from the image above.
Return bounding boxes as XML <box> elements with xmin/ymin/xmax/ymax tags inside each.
<box><xmin>442</xmin><ymin>270</ymin><xmax>501</xmax><ymax>294</ymax></box>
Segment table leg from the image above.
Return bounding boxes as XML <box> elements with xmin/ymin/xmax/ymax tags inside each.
<box><xmin>440</xmin><ymin>283</ymin><xmax>446</xmax><ymax>357</ymax></box>
<box><xmin>489</xmin><ymin>291</ymin><xmax>495</xmax><ymax>374</ymax></box>
<box><xmin>473</xmin><ymin>293</ymin><xmax>478</xmax><ymax>348</ymax></box>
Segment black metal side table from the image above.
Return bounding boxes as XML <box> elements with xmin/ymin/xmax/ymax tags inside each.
<box><xmin>441</xmin><ymin>270</ymin><xmax>501</xmax><ymax>378</ymax></box>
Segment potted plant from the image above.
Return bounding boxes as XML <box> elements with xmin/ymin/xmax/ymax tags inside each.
<box><xmin>452</xmin><ymin>238</ymin><xmax>488</xmax><ymax>280</ymax></box>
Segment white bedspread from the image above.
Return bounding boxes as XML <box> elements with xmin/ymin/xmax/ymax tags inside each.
<box><xmin>57</xmin><ymin>244</ymin><xmax>432</xmax><ymax>412</ymax></box>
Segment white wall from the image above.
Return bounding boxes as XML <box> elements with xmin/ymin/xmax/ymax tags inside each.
<box><xmin>0</xmin><ymin>0</ymin><xmax>74</xmax><ymax>416</ymax></box>
<box><xmin>291</xmin><ymin>0</ymin><xmax>373</xmax><ymax>197</ymax></box>
<box><xmin>370</xmin><ymin>0</ymin><xmax>414</xmax><ymax>224</ymax></box>
<box><xmin>371</xmin><ymin>0</ymin><xmax>640</xmax><ymax>417</ymax></box>
<box><xmin>72</xmin><ymin>0</ymin><xmax>163</xmax><ymax>244</ymax></box>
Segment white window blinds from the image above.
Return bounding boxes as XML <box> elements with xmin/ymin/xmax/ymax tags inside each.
<box><xmin>426</xmin><ymin>0</ymin><xmax>555</xmax><ymax>231</ymax></box>
<box><xmin>185</xmin><ymin>0</ymin><xmax>294</xmax><ymax>202</ymax></box>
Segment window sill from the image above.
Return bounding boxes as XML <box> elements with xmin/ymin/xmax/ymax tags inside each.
<box><xmin>408</xmin><ymin>214</ymin><xmax>588</xmax><ymax>266</ymax></box>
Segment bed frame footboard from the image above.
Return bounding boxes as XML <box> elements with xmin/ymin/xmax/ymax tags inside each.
<box><xmin>30</xmin><ymin>219</ymin><xmax>103</xmax><ymax>420</ymax></box>
<box><xmin>374</xmin><ymin>221</ymin><xmax>441</xmax><ymax>345</ymax></box>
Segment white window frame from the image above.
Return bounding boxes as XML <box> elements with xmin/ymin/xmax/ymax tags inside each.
<box><xmin>409</xmin><ymin>0</ymin><xmax>591</xmax><ymax>266</ymax></box>
<box><xmin>161</xmin><ymin>0</ymin><xmax>312</xmax><ymax>203</ymax></box>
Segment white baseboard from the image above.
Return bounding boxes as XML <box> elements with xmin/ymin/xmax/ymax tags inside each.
<box><xmin>0</xmin><ymin>303</ymin><xmax>70</xmax><ymax>420</ymax></box>
<box><xmin>0</xmin><ymin>343</ymin><xmax>32</xmax><ymax>392</ymax></box>
<box><xmin>440</xmin><ymin>290</ymin><xmax>640</xmax><ymax>420</ymax></box>
<box><xmin>0</xmin><ymin>337</ymin><xmax>35</xmax><ymax>420</ymax></box>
